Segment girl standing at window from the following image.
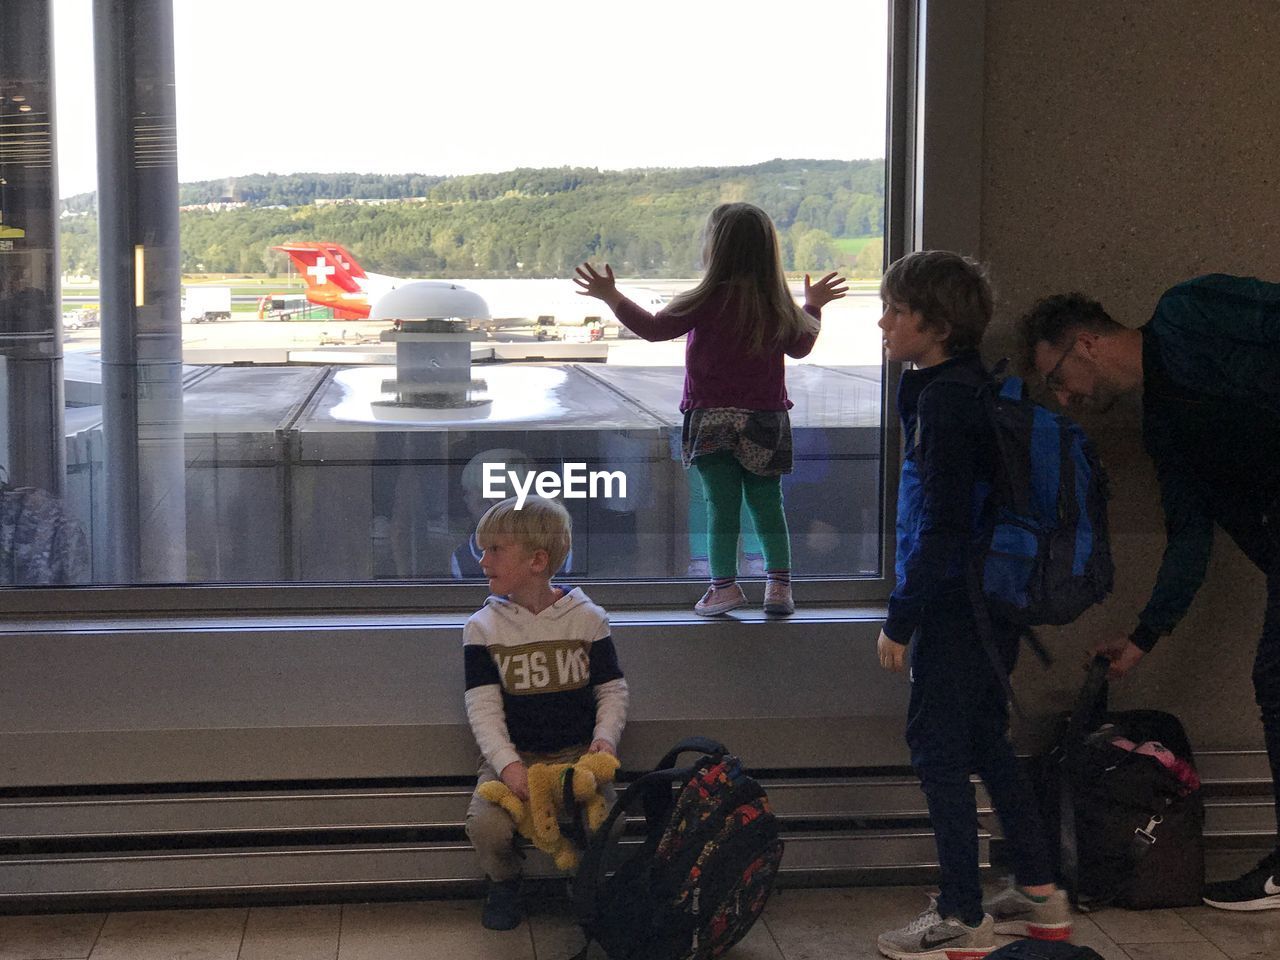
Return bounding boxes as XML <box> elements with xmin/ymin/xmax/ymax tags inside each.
<box><xmin>575</xmin><ymin>202</ymin><xmax>846</xmax><ymax>615</ymax></box>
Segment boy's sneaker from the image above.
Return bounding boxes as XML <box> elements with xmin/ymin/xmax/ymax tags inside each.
<box><xmin>694</xmin><ymin>583</ymin><xmax>747</xmax><ymax>616</ymax></box>
<box><xmin>1202</xmin><ymin>850</ymin><xmax>1280</xmax><ymax>911</ymax></box>
<box><xmin>877</xmin><ymin>904</ymin><xmax>995</xmax><ymax>959</ymax></box>
<box><xmin>983</xmin><ymin>881</ymin><xmax>1072</xmax><ymax>939</ymax></box>
<box><xmin>763</xmin><ymin>580</ymin><xmax>795</xmax><ymax>615</ymax></box>
<box><xmin>481</xmin><ymin>878</ymin><xmax>523</xmax><ymax>930</ymax></box>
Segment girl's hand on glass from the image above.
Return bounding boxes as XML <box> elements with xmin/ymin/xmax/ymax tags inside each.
<box><xmin>804</xmin><ymin>271</ymin><xmax>849</xmax><ymax>309</ymax></box>
<box><xmin>573</xmin><ymin>262</ymin><xmax>618</xmax><ymax>301</ymax></box>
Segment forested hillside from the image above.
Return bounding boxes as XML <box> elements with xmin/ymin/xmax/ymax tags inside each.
<box><xmin>59</xmin><ymin>159</ymin><xmax>884</xmax><ymax>278</ymax></box>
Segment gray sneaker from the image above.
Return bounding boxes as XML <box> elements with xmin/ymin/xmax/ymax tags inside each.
<box><xmin>983</xmin><ymin>881</ymin><xmax>1072</xmax><ymax>940</ymax></box>
<box><xmin>877</xmin><ymin>905</ymin><xmax>995</xmax><ymax>959</ymax></box>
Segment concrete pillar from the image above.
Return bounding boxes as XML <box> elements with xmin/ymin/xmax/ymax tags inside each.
<box><xmin>94</xmin><ymin>0</ymin><xmax>186</xmax><ymax>582</ymax></box>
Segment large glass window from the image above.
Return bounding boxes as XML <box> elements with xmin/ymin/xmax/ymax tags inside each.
<box><xmin>2</xmin><ymin>0</ymin><xmax>892</xmax><ymax>590</ymax></box>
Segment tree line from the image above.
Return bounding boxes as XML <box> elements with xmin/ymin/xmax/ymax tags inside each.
<box><xmin>59</xmin><ymin>159</ymin><xmax>885</xmax><ymax>279</ymax></box>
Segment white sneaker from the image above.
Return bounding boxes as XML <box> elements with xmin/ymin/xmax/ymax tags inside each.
<box><xmin>877</xmin><ymin>906</ymin><xmax>994</xmax><ymax>960</ymax></box>
<box><xmin>983</xmin><ymin>880</ymin><xmax>1072</xmax><ymax>939</ymax></box>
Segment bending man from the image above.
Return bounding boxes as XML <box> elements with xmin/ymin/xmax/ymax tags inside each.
<box><xmin>1017</xmin><ymin>273</ymin><xmax>1280</xmax><ymax>911</ymax></box>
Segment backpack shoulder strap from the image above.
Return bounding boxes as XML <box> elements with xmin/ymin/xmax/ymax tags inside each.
<box><xmin>923</xmin><ymin>358</ymin><xmax>992</xmax><ymax>394</ymax></box>
<box><xmin>656</xmin><ymin>737</ymin><xmax>726</xmax><ymax>771</ymax></box>
<box><xmin>572</xmin><ymin>767</ymin><xmax>694</xmax><ymax>927</ymax></box>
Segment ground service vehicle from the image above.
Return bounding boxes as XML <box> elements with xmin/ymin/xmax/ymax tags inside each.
<box><xmin>257</xmin><ymin>294</ymin><xmax>311</xmax><ymax>320</ymax></box>
<box><xmin>182</xmin><ymin>286</ymin><xmax>232</xmax><ymax>323</ymax></box>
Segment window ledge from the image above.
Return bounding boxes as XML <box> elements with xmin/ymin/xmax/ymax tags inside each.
<box><xmin>0</xmin><ymin>603</ymin><xmax>891</xmax><ymax>636</ymax></box>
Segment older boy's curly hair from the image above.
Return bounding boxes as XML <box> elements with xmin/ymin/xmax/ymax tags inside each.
<box><xmin>476</xmin><ymin>495</ymin><xmax>572</xmax><ymax>574</ymax></box>
<box><xmin>880</xmin><ymin>250</ymin><xmax>993</xmax><ymax>355</ymax></box>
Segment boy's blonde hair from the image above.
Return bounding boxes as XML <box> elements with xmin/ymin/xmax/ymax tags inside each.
<box><xmin>475</xmin><ymin>495</ymin><xmax>572</xmax><ymax>574</ymax></box>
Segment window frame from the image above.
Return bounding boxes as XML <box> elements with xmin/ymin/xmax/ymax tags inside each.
<box><xmin>1</xmin><ymin>0</ymin><xmax>986</xmax><ymax>618</ymax></box>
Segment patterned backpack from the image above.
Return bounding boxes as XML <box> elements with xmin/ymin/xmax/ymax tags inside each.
<box><xmin>571</xmin><ymin>737</ymin><xmax>783</xmax><ymax>960</ymax></box>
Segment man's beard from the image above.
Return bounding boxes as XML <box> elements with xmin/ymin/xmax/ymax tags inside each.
<box><xmin>1090</xmin><ymin>387</ymin><xmax>1123</xmax><ymax>414</ymax></box>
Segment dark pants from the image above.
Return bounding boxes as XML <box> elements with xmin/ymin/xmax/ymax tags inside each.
<box><xmin>1220</xmin><ymin>499</ymin><xmax>1280</xmax><ymax>848</ymax></box>
<box><xmin>1246</xmin><ymin>508</ymin><xmax>1280</xmax><ymax>846</ymax></box>
<box><xmin>907</xmin><ymin>599</ymin><xmax>1054</xmax><ymax>925</ymax></box>
<box><xmin>1258</xmin><ymin>560</ymin><xmax>1280</xmax><ymax>845</ymax></box>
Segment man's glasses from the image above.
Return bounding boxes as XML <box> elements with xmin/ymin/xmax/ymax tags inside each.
<box><xmin>1043</xmin><ymin>336</ymin><xmax>1079</xmax><ymax>391</ymax></box>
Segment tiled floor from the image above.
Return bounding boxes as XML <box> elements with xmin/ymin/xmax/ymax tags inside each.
<box><xmin>1</xmin><ymin>885</ymin><xmax>1277</xmax><ymax>960</ymax></box>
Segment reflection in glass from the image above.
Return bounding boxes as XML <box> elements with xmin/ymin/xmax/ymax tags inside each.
<box><xmin>22</xmin><ymin>1</ymin><xmax>890</xmax><ymax>589</ymax></box>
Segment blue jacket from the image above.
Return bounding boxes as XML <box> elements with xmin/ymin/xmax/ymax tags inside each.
<box><xmin>885</xmin><ymin>351</ymin><xmax>997</xmax><ymax>644</ymax></box>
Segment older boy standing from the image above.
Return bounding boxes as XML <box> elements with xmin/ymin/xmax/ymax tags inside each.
<box><xmin>876</xmin><ymin>252</ymin><xmax>1068</xmax><ymax>960</ymax></box>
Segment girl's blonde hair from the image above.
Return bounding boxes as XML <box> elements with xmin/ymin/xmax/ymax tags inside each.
<box><xmin>665</xmin><ymin>202</ymin><xmax>816</xmax><ymax>354</ymax></box>
<box><xmin>475</xmin><ymin>495</ymin><xmax>572</xmax><ymax>574</ymax></box>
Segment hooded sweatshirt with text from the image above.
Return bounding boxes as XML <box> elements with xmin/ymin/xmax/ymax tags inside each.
<box><xmin>463</xmin><ymin>587</ymin><xmax>628</xmax><ymax>774</ymax></box>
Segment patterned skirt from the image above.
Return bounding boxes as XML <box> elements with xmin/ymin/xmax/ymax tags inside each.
<box><xmin>681</xmin><ymin>407</ymin><xmax>793</xmax><ymax>476</ymax></box>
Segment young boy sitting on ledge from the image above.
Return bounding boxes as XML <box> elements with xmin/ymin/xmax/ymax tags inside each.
<box><xmin>462</xmin><ymin>495</ymin><xmax>629</xmax><ymax>930</ymax></box>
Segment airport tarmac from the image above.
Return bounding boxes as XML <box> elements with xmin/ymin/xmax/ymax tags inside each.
<box><xmin>62</xmin><ymin>289</ymin><xmax>885</xmax><ymax>367</ymax></box>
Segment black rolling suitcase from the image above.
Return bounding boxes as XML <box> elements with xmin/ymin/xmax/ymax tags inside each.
<box><xmin>1033</xmin><ymin>655</ymin><xmax>1205</xmax><ymax>909</ymax></box>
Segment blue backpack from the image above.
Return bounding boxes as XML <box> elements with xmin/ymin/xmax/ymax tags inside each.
<box><xmin>972</xmin><ymin>370</ymin><xmax>1114</xmax><ymax>627</ymax></box>
<box><xmin>933</xmin><ymin>363</ymin><xmax>1114</xmax><ymax>688</ymax></box>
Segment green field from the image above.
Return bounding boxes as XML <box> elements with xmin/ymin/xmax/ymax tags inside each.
<box><xmin>185</xmin><ymin>276</ymin><xmax>307</xmax><ymax>297</ymax></box>
<box><xmin>833</xmin><ymin>236</ymin><xmax>879</xmax><ymax>256</ymax></box>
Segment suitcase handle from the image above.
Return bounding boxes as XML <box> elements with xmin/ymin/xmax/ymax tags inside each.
<box><xmin>1065</xmin><ymin>655</ymin><xmax>1111</xmax><ymax>754</ymax></box>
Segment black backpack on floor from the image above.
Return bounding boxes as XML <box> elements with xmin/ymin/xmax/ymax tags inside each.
<box><xmin>571</xmin><ymin>737</ymin><xmax>784</xmax><ymax>960</ymax></box>
<box><xmin>1031</xmin><ymin>656</ymin><xmax>1205</xmax><ymax>909</ymax></box>
<box><xmin>988</xmin><ymin>942</ymin><xmax>1104</xmax><ymax>959</ymax></box>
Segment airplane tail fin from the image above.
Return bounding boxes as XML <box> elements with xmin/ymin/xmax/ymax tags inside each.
<box><xmin>275</xmin><ymin>242</ymin><xmax>362</xmax><ymax>293</ymax></box>
<box><xmin>318</xmin><ymin>243</ymin><xmax>367</xmax><ymax>280</ymax></box>
<box><xmin>274</xmin><ymin>242</ymin><xmax>371</xmax><ymax>319</ymax></box>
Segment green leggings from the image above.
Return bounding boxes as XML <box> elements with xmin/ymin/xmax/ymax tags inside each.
<box><xmin>690</xmin><ymin>451</ymin><xmax>791</xmax><ymax>579</ymax></box>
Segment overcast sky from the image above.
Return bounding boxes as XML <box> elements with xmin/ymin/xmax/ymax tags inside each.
<box><xmin>53</xmin><ymin>0</ymin><xmax>887</xmax><ymax>198</ymax></box>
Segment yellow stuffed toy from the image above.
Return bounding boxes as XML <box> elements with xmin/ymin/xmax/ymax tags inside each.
<box><xmin>478</xmin><ymin>751</ymin><xmax>621</xmax><ymax>871</ymax></box>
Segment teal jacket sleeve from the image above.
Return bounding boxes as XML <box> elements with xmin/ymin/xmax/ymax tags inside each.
<box><xmin>1130</xmin><ymin>274</ymin><xmax>1280</xmax><ymax>650</ymax></box>
<box><xmin>1130</xmin><ymin>455</ymin><xmax>1215</xmax><ymax>651</ymax></box>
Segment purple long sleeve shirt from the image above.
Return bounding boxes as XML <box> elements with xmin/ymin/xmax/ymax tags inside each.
<box><xmin>614</xmin><ymin>286</ymin><xmax>820</xmax><ymax>412</ymax></box>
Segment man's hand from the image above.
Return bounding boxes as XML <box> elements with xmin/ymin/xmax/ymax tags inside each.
<box><xmin>573</xmin><ymin>262</ymin><xmax>622</xmax><ymax>308</ymax></box>
<box><xmin>587</xmin><ymin>738</ymin><xmax>617</xmax><ymax>757</ymax></box>
<box><xmin>804</xmin><ymin>271</ymin><xmax>849</xmax><ymax>310</ymax></box>
<box><xmin>499</xmin><ymin>760</ymin><xmax>530</xmax><ymax>801</ymax></box>
<box><xmin>878</xmin><ymin>629</ymin><xmax>908</xmax><ymax>673</ymax></box>
<box><xmin>1093</xmin><ymin>636</ymin><xmax>1146</xmax><ymax>680</ymax></box>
